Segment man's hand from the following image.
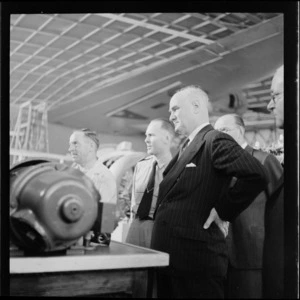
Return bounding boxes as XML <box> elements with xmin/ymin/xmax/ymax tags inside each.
<box><xmin>203</xmin><ymin>208</ymin><xmax>229</xmax><ymax>238</ymax></box>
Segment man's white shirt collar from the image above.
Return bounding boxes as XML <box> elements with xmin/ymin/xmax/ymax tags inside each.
<box><xmin>187</xmin><ymin>122</ymin><xmax>210</xmax><ymax>145</ymax></box>
<box><xmin>241</xmin><ymin>142</ymin><xmax>248</xmax><ymax>149</ymax></box>
<box><xmin>153</xmin><ymin>154</ymin><xmax>172</xmax><ymax>170</ymax></box>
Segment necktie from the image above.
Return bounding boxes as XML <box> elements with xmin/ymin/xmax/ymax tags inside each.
<box><xmin>136</xmin><ymin>160</ymin><xmax>157</xmax><ymax>220</ymax></box>
<box><xmin>178</xmin><ymin>138</ymin><xmax>190</xmax><ymax>158</ymax></box>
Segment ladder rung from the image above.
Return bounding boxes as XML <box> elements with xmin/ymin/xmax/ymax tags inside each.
<box><xmin>20</xmin><ymin>123</ymin><xmax>30</xmax><ymax>128</ymax></box>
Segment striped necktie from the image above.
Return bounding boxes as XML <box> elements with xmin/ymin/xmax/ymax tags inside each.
<box><xmin>178</xmin><ymin>138</ymin><xmax>190</xmax><ymax>158</ymax></box>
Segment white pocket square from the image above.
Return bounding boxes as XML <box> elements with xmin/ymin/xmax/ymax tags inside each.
<box><xmin>186</xmin><ymin>163</ymin><xmax>196</xmax><ymax>167</ymax></box>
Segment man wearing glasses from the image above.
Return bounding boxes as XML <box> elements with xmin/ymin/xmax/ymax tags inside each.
<box><xmin>263</xmin><ymin>65</ymin><xmax>285</xmax><ymax>298</ymax></box>
<box><xmin>267</xmin><ymin>65</ymin><xmax>284</xmax><ymax>129</ymax></box>
<box><xmin>69</xmin><ymin>128</ymin><xmax>117</xmax><ymax>245</ymax></box>
<box><xmin>214</xmin><ymin>113</ymin><xmax>283</xmax><ymax>298</ymax></box>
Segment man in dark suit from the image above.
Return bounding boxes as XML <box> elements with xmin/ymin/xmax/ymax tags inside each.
<box><xmin>214</xmin><ymin>113</ymin><xmax>283</xmax><ymax>298</ymax></box>
<box><xmin>150</xmin><ymin>85</ymin><xmax>268</xmax><ymax>299</ymax></box>
<box><xmin>263</xmin><ymin>65</ymin><xmax>285</xmax><ymax>298</ymax></box>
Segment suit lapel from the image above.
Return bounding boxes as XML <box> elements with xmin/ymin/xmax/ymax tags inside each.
<box><xmin>163</xmin><ymin>152</ymin><xmax>179</xmax><ymax>177</ymax></box>
<box><xmin>157</xmin><ymin>124</ymin><xmax>213</xmax><ymax>205</ymax></box>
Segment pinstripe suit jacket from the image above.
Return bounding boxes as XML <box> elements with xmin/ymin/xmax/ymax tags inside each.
<box><xmin>151</xmin><ymin>124</ymin><xmax>268</xmax><ymax>278</ymax></box>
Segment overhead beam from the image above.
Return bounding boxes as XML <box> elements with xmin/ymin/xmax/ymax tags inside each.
<box><xmin>50</xmin><ymin>14</ymin><xmax>283</xmax><ymax>119</ymax></box>
<box><xmin>100</xmin><ymin>13</ymin><xmax>214</xmax><ymax>45</ymax></box>
<box><xmin>50</xmin><ymin>54</ymin><xmax>222</xmax><ymax>120</ymax></box>
<box><xmin>106</xmin><ymin>81</ymin><xmax>182</xmax><ymax>117</ymax></box>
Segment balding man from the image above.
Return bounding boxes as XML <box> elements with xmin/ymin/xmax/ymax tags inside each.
<box><xmin>214</xmin><ymin>113</ymin><xmax>283</xmax><ymax>299</ymax></box>
<box><xmin>263</xmin><ymin>65</ymin><xmax>285</xmax><ymax>298</ymax></box>
<box><xmin>69</xmin><ymin>128</ymin><xmax>117</xmax><ymax>205</ymax></box>
<box><xmin>151</xmin><ymin>85</ymin><xmax>268</xmax><ymax>298</ymax></box>
<box><xmin>69</xmin><ymin>128</ymin><xmax>117</xmax><ymax>245</ymax></box>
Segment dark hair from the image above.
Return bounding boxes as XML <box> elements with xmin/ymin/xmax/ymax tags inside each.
<box><xmin>78</xmin><ymin>128</ymin><xmax>100</xmax><ymax>149</ymax></box>
<box><xmin>151</xmin><ymin>118</ymin><xmax>175</xmax><ymax>137</ymax></box>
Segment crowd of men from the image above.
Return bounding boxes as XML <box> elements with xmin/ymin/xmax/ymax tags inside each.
<box><xmin>67</xmin><ymin>65</ymin><xmax>287</xmax><ymax>299</ymax></box>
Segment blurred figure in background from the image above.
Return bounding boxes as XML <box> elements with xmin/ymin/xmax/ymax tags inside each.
<box><xmin>69</xmin><ymin>128</ymin><xmax>117</xmax><ymax>245</ymax></box>
<box><xmin>214</xmin><ymin>113</ymin><xmax>283</xmax><ymax>298</ymax></box>
<box><xmin>263</xmin><ymin>65</ymin><xmax>285</xmax><ymax>298</ymax></box>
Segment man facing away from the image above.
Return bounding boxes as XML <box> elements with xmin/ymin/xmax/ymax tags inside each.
<box><xmin>214</xmin><ymin>113</ymin><xmax>283</xmax><ymax>298</ymax></box>
<box><xmin>68</xmin><ymin>128</ymin><xmax>117</xmax><ymax>245</ymax></box>
<box><xmin>150</xmin><ymin>85</ymin><xmax>268</xmax><ymax>299</ymax></box>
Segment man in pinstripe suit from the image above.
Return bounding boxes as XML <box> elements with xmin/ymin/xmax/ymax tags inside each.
<box><xmin>150</xmin><ymin>85</ymin><xmax>268</xmax><ymax>298</ymax></box>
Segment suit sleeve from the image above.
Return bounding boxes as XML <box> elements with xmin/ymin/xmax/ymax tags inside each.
<box><xmin>212</xmin><ymin>133</ymin><xmax>269</xmax><ymax>222</ymax></box>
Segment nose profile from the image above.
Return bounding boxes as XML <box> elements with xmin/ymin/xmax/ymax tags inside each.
<box><xmin>169</xmin><ymin>112</ymin><xmax>175</xmax><ymax>122</ymax></box>
<box><xmin>267</xmin><ymin>100</ymin><xmax>274</xmax><ymax>112</ymax></box>
<box><xmin>68</xmin><ymin>144</ymin><xmax>74</xmax><ymax>153</ymax></box>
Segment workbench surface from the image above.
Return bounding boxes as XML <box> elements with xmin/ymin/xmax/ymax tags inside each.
<box><xmin>10</xmin><ymin>240</ymin><xmax>169</xmax><ymax>273</ymax></box>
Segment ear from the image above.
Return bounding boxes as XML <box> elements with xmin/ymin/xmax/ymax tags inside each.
<box><xmin>165</xmin><ymin>133</ymin><xmax>171</xmax><ymax>143</ymax></box>
<box><xmin>236</xmin><ymin>126</ymin><xmax>244</xmax><ymax>141</ymax></box>
<box><xmin>192</xmin><ymin>100</ymin><xmax>200</xmax><ymax>113</ymax></box>
<box><xmin>239</xmin><ymin>126</ymin><xmax>245</xmax><ymax>137</ymax></box>
<box><xmin>89</xmin><ymin>141</ymin><xmax>96</xmax><ymax>151</ymax></box>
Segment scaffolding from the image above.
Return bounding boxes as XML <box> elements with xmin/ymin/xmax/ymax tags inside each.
<box><xmin>10</xmin><ymin>101</ymin><xmax>49</xmax><ymax>167</ymax></box>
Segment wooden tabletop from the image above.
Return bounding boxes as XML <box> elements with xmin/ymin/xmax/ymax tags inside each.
<box><xmin>10</xmin><ymin>240</ymin><xmax>169</xmax><ymax>274</ymax></box>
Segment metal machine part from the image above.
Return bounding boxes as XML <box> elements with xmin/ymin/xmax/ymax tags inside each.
<box><xmin>10</xmin><ymin>159</ymin><xmax>99</xmax><ymax>253</ymax></box>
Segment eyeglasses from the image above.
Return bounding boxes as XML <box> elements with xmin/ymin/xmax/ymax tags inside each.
<box><xmin>80</xmin><ymin>128</ymin><xmax>99</xmax><ymax>149</ymax></box>
<box><xmin>270</xmin><ymin>92</ymin><xmax>283</xmax><ymax>105</ymax></box>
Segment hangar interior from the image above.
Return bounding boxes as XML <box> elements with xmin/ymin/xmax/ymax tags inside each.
<box><xmin>7</xmin><ymin>12</ymin><xmax>287</xmax><ymax>298</ymax></box>
<box><xmin>10</xmin><ymin>12</ymin><xmax>283</xmax><ymax>153</ymax></box>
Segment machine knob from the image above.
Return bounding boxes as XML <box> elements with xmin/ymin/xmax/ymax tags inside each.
<box><xmin>61</xmin><ymin>197</ymin><xmax>83</xmax><ymax>222</ymax></box>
